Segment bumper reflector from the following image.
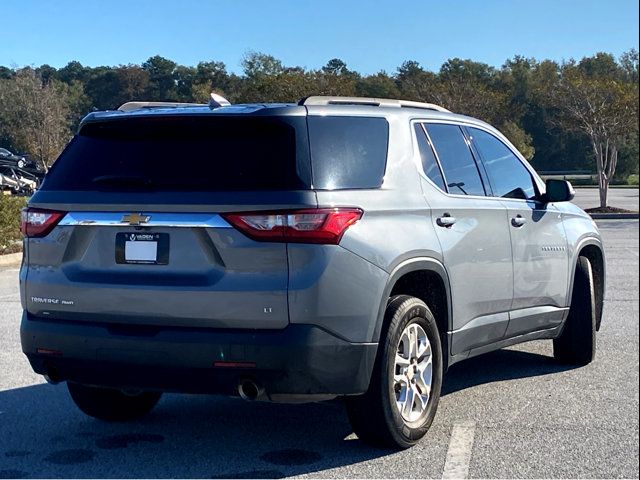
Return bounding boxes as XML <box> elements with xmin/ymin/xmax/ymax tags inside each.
<box><xmin>213</xmin><ymin>361</ymin><xmax>256</xmax><ymax>369</ymax></box>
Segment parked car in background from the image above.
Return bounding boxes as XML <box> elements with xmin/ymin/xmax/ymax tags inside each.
<box><xmin>0</xmin><ymin>147</ymin><xmax>44</xmax><ymax>174</ymax></box>
<box><xmin>0</xmin><ymin>147</ymin><xmax>25</xmax><ymax>166</ymax></box>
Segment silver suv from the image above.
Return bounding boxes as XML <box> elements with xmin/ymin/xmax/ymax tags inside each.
<box><xmin>20</xmin><ymin>96</ymin><xmax>605</xmax><ymax>449</ymax></box>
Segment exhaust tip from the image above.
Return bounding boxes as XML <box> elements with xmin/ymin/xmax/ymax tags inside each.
<box><xmin>238</xmin><ymin>380</ymin><xmax>263</xmax><ymax>401</ymax></box>
<box><xmin>43</xmin><ymin>366</ymin><xmax>61</xmax><ymax>384</ymax></box>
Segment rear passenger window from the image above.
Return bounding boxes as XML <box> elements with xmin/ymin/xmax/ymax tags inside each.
<box><xmin>308</xmin><ymin>116</ymin><xmax>389</xmax><ymax>189</ymax></box>
<box><xmin>424</xmin><ymin>124</ymin><xmax>486</xmax><ymax>196</ymax></box>
<box><xmin>468</xmin><ymin>127</ymin><xmax>537</xmax><ymax>200</ymax></box>
<box><xmin>414</xmin><ymin>124</ymin><xmax>446</xmax><ymax>191</ymax></box>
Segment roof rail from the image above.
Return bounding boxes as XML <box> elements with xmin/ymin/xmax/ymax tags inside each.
<box><xmin>299</xmin><ymin>96</ymin><xmax>451</xmax><ymax>113</ymax></box>
<box><xmin>117</xmin><ymin>101</ymin><xmax>204</xmax><ymax>112</ymax></box>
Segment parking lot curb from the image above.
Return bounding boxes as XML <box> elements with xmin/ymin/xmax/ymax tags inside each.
<box><xmin>589</xmin><ymin>213</ymin><xmax>640</xmax><ymax>220</ymax></box>
<box><xmin>0</xmin><ymin>252</ymin><xmax>23</xmax><ymax>267</ymax></box>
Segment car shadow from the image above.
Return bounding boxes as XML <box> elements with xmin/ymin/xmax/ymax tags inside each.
<box><xmin>0</xmin><ymin>382</ymin><xmax>394</xmax><ymax>479</ymax></box>
<box><xmin>442</xmin><ymin>348</ymin><xmax>576</xmax><ymax>396</ymax></box>
<box><xmin>0</xmin><ymin>348</ymin><xmax>574</xmax><ymax>479</ymax></box>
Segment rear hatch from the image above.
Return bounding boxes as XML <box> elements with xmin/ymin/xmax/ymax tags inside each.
<box><xmin>23</xmin><ymin>111</ymin><xmax>315</xmax><ymax>330</ymax></box>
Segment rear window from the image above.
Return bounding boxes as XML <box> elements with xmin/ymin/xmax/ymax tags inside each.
<box><xmin>308</xmin><ymin>116</ymin><xmax>389</xmax><ymax>189</ymax></box>
<box><xmin>42</xmin><ymin>116</ymin><xmax>307</xmax><ymax>192</ymax></box>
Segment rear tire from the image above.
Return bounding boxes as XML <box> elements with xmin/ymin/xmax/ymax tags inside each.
<box><xmin>553</xmin><ymin>256</ymin><xmax>596</xmax><ymax>365</ymax></box>
<box><xmin>67</xmin><ymin>382</ymin><xmax>161</xmax><ymax>421</ymax></box>
<box><xmin>345</xmin><ymin>295</ymin><xmax>443</xmax><ymax>449</ymax></box>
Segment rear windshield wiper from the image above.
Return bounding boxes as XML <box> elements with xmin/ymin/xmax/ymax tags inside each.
<box><xmin>92</xmin><ymin>175</ymin><xmax>155</xmax><ymax>190</ymax></box>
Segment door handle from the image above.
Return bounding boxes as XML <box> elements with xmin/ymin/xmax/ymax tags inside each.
<box><xmin>511</xmin><ymin>215</ymin><xmax>527</xmax><ymax>227</ymax></box>
<box><xmin>436</xmin><ymin>214</ymin><xmax>456</xmax><ymax>228</ymax></box>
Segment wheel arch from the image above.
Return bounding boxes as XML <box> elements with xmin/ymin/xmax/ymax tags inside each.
<box><xmin>569</xmin><ymin>238</ymin><xmax>606</xmax><ymax>331</ymax></box>
<box><xmin>373</xmin><ymin>258</ymin><xmax>452</xmax><ymax>368</ymax></box>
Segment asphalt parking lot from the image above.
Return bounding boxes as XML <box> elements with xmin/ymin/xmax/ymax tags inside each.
<box><xmin>0</xmin><ymin>219</ymin><xmax>638</xmax><ymax>479</ymax></box>
<box><xmin>573</xmin><ymin>187</ymin><xmax>639</xmax><ymax>211</ymax></box>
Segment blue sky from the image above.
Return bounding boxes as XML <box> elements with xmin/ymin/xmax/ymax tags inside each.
<box><xmin>1</xmin><ymin>0</ymin><xmax>638</xmax><ymax>74</ymax></box>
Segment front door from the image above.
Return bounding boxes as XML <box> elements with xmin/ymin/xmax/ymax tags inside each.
<box><xmin>466</xmin><ymin>126</ymin><xmax>570</xmax><ymax>337</ymax></box>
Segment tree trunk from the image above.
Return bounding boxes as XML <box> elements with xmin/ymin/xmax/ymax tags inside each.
<box><xmin>599</xmin><ymin>172</ymin><xmax>609</xmax><ymax>209</ymax></box>
<box><xmin>593</xmin><ymin>138</ymin><xmax>619</xmax><ymax>209</ymax></box>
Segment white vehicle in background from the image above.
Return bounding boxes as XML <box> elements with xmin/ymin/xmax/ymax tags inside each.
<box><xmin>0</xmin><ymin>165</ymin><xmax>38</xmax><ymax>195</ymax></box>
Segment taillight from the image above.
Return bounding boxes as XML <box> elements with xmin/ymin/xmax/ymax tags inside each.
<box><xmin>223</xmin><ymin>208</ymin><xmax>363</xmax><ymax>244</ymax></box>
<box><xmin>20</xmin><ymin>208</ymin><xmax>65</xmax><ymax>238</ymax></box>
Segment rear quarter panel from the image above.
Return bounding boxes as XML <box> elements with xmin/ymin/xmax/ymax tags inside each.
<box><xmin>292</xmin><ymin>111</ymin><xmax>445</xmax><ymax>343</ymax></box>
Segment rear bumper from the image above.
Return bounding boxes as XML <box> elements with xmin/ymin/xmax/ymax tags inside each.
<box><xmin>21</xmin><ymin>312</ymin><xmax>377</xmax><ymax>398</ymax></box>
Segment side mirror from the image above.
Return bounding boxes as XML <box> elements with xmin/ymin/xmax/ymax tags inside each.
<box><xmin>543</xmin><ymin>179</ymin><xmax>575</xmax><ymax>203</ymax></box>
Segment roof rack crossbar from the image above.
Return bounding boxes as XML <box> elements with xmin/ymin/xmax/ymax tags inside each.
<box><xmin>117</xmin><ymin>101</ymin><xmax>205</xmax><ymax>112</ymax></box>
<box><xmin>299</xmin><ymin>96</ymin><xmax>451</xmax><ymax>113</ymax></box>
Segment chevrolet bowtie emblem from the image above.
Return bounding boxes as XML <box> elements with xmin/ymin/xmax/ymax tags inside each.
<box><xmin>122</xmin><ymin>213</ymin><xmax>151</xmax><ymax>225</ymax></box>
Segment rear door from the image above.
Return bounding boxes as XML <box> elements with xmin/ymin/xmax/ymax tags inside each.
<box><xmin>415</xmin><ymin>122</ymin><xmax>513</xmax><ymax>355</ymax></box>
<box><xmin>24</xmin><ymin>113</ymin><xmax>314</xmax><ymax>330</ymax></box>
<box><xmin>466</xmin><ymin>126</ymin><xmax>570</xmax><ymax>336</ymax></box>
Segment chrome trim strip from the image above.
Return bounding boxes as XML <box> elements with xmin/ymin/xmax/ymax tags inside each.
<box><xmin>508</xmin><ymin>305</ymin><xmax>569</xmax><ymax>320</ymax></box>
<box><xmin>58</xmin><ymin>212</ymin><xmax>232</xmax><ymax>228</ymax></box>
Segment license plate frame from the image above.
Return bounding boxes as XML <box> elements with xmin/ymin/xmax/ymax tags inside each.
<box><xmin>115</xmin><ymin>232</ymin><xmax>169</xmax><ymax>265</ymax></box>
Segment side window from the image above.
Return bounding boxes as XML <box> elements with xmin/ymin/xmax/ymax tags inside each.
<box><xmin>424</xmin><ymin>124</ymin><xmax>486</xmax><ymax>196</ymax></box>
<box><xmin>469</xmin><ymin>127</ymin><xmax>537</xmax><ymax>200</ymax></box>
<box><xmin>308</xmin><ymin>116</ymin><xmax>389</xmax><ymax>189</ymax></box>
<box><xmin>414</xmin><ymin>123</ymin><xmax>446</xmax><ymax>191</ymax></box>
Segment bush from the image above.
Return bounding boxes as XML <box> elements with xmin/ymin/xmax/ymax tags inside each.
<box><xmin>0</xmin><ymin>194</ymin><xmax>26</xmax><ymax>254</ymax></box>
<box><xmin>628</xmin><ymin>174</ymin><xmax>639</xmax><ymax>186</ymax></box>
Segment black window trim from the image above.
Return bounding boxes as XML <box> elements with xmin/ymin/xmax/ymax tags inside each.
<box><xmin>413</xmin><ymin>119</ymin><xmax>491</xmax><ymax>199</ymax></box>
<box><xmin>414</xmin><ymin>122</ymin><xmax>449</xmax><ymax>193</ymax></box>
<box><xmin>463</xmin><ymin>125</ymin><xmax>543</xmax><ymax>204</ymax></box>
<box><xmin>459</xmin><ymin>126</ymin><xmax>494</xmax><ymax>197</ymax></box>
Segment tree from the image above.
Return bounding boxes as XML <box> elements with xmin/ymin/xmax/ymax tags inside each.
<box><xmin>501</xmin><ymin>121</ymin><xmax>535</xmax><ymax>160</ymax></box>
<box><xmin>116</xmin><ymin>65</ymin><xmax>150</xmax><ymax>104</ymax></box>
<box><xmin>142</xmin><ymin>55</ymin><xmax>178</xmax><ymax>100</ymax></box>
<box><xmin>396</xmin><ymin>60</ymin><xmax>438</xmax><ymax>101</ymax></box>
<box><xmin>84</xmin><ymin>67</ymin><xmax>121</xmax><ymax>109</ymax></box>
<box><xmin>35</xmin><ymin>64</ymin><xmax>58</xmax><ymax>84</ymax></box>
<box><xmin>619</xmin><ymin>49</ymin><xmax>638</xmax><ymax>83</ymax></box>
<box><xmin>57</xmin><ymin>61</ymin><xmax>89</xmax><ymax>84</ymax></box>
<box><xmin>322</xmin><ymin>58</ymin><xmax>350</xmax><ymax>76</ymax></box>
<box><xmin>431</xmin><ymin>58</ymin><xmax>509</xmax><ymax>125</ymax></box>
<box><xmin>312</xmin><ymin>59</ymin><xmax>358</xmax><ymax>96</ymax></box>
<box><xmin>241</xmin><ymin>52</ymin><xmax>284</xmax><ymax>78</ymax></box>
<box><xmin>190</xmin><ymin>61</ymin><xmax>232</xmax><ymax>101</ymax></box>
<box><xmin>173</xmin><ymin>65</ymin><xmax>197</xmax><ymax>101</ymax></box>
<box><xmin>548</xmin><ymin>62</ymin><xmax>638</xmax><ymax>207</ymax></box>
<box><xmin>356</xmin><ymin>71</ymin><xmax>400</xmax><ymax>98</ymax></box>
<box><xmin>0</xmin><ymin>50</ymin><xmax>636</xmax><ymax>188</ymax></box>
<box><xmin>0</xmin><ymin>69</ymin><xmax>74</xmax><ymax>168</ymax></box>
<box><xmin>0</xmin><ymin>66</ymin><xmax>13</xmax><ymax>80</ymax></box>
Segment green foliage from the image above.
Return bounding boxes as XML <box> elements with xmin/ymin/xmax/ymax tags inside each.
<box><xmin>142</xmin><ymin>55</ymin><xmax>178</xmax><ymax>100</ymax></box>
<box><xmin>628</xmin><ymin>174</ymin><xmax>639</xmax><ymax>186</ymax></box>
<box><xmin>242</xmin><ymin>52</ymin><xmax>284</xmax><ymax>78</ymax></box>
<box><xmin>0</xmin><ymin>50</ymin><xmax>637</xmax><ymax>181</ymax></box>
<box><xmin>0</xmin><ymin>68</ymin><xmax>78</xmax><ymax>167</ymax></box>
<box><xmin>0</xmin><ymin>195</ymin><xmax>26</xmax><ymax>253</ymax></box>
<box><xmin>501</xmin><ymin>121</ymin><xmax>535</xmax><ymax>160</ymax></box>
<box><xmin>356</xmin><ymin>72</ymin><xmax>400</xmax><ymax>98</ymax></box>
